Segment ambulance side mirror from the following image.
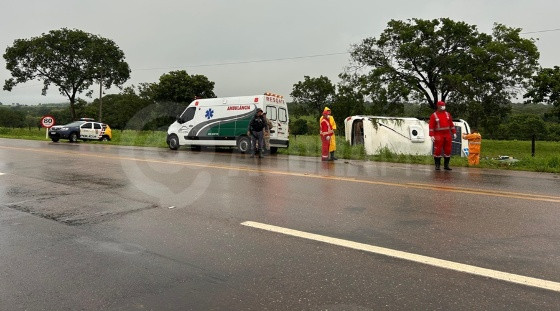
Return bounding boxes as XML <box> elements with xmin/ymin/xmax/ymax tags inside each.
<box><xmin>176</xmin><ymin>116</ymin><xmax>185</xmax><ymax>124</ymax></box>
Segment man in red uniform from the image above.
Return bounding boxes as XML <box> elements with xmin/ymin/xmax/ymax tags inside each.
<box><xmin>429</xmin><ymin>100</ymin><xmax>457</xmax><ymax>170</ymax></box>
<box><xmin>320</xmin><ymin>109</ymin><xmax>334</xmax><ymax>161</ymax></box>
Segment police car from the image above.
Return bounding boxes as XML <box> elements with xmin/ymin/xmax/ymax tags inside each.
<box><xmin>49</xmin><ymin>118</ymin><xmax>112</xmax><ymax>142</ymax></box>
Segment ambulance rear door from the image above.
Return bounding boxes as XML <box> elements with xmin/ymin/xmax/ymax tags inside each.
<box><xmin>265</xmin><ymin>104</ymin><xmax>279</xmax><ymax>140</ymax></box>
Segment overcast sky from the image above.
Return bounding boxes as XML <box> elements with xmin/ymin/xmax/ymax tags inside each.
<box><xmin>1</xmin><ymin>0</ymin><xmax>559</xmax><ymax>105</ymax></box>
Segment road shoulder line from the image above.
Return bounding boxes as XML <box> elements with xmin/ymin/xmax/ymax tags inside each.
<box><xmin>241</xmin><ymin>220</ymin><xmax>560</xmax><ymax>293</ymax></box>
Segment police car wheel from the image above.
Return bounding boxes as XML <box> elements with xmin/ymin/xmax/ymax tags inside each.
<box><xmin>69</xmin><ymin>132</ymin><xmax>78</xmax><ymax>143</ymax></box>
<box><xmin>237</xmin><ymin>136</ymin><xmax>250</xmax><ymax>153</ymax></box>
<box><xmin>168</xmin><ymin>134</ymin><xmax>179</xmax><ymax>150</ymax></box>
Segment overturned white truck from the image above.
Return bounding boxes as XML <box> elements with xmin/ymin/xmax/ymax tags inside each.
<box><xmin>344</xmin><ymin>116</ymin><xmax>471</xmax><ymax>157</ymax></box>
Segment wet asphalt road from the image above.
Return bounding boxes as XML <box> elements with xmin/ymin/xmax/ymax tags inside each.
<box><xmin>1</xmin><ymin>138</ymin><xmax>559</xmax><ymax>310</ymax></box>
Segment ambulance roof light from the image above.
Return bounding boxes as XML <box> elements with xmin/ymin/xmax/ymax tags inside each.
<box><xmin>264</xmin><ymin>92</ymin><xmax>284</xmax><ymax>99</ymax></box>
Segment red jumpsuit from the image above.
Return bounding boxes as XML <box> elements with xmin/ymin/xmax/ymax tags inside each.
<box><xmin>320</xmin><ymin>117</ymin><xmax>333</xmax><ymax>161</ymax></box>
<box><xmin>429</xmin><ymin>111</ymin><xmax>456</xmax><ymax>157</ymax></box>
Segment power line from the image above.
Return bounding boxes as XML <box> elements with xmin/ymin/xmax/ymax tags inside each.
<box><xmin>134</xmin><ymin>52</ymin><xmax>349</xmax><ymax>71</ymax></box>
<box><xmin>134</xmin><ymin>27</ymin><xmax>560</xmax><ymax>72</ymax></box>
<box><xmin>521</xmin><ymin>28</ymin><xmax>560</xmax><ymax>34</ymax></box>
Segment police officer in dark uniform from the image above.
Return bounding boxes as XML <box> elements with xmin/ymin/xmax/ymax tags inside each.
<box><xmin>248</xmin><ymin>108</ymin><xmax>268</xmax><ymax>158</ymax></box>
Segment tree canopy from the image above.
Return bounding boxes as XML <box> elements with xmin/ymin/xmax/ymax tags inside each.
<box><xmin>134</xmin><ymin>70</ymin><xmax>216</xmax><ymax>130</ymax></box>
<box><xmin>345</xmin><ymin>18</ymin><xmax>540</xmax><ymax>112</ymax></box>
<box><xmin>525</xmin><ymin>66</ymin><xmax>560</xmax><ymax>121</ymax></box>
<box><xmin>3</xmin><ymin>28</ymin><xmax>130</xmax><ymax>120</ymax></box>
<box><xmin>86</xmin><ymin>87</ymin><xmax>153</xmax><ymax>130</ymax></box>
<box><xmin>290</xmin><ymin>75</ymin><xmax>336</xmax><ymax>117</ymax></box>
<box><xmin>140</xmin><ymin>70</ymin><xmax>216</xmax><ymax>104</ymax></box>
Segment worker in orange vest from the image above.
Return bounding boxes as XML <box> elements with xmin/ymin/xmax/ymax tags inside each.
<box><xmin>320</xmin><ymin>109</ymin><xmax>334</xmax><ymax>161</ymax></box>
<box><xmin>319</xmin><ymin>107</ymin><xmax>338</xmax><ymax>160</ymax></box>
<box><xmin>462</xmin><ymin>129</ymin><xmax>482</xmax><ymax>165</ymax></box>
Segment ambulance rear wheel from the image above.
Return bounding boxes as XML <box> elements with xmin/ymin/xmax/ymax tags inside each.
<box><xmin>168</xmin><ymin>134</ymin><xmax>180</xmax><ymax>150</ymax></box>
<box><xmin>237</xmin><ymin>136</ymin><xmax>250</xmax><ymax>154</ymax></box>
<box><xmin>269</xmin><ymin>147</ymin><xmax>278</xmax><ymax>154</ymax></box>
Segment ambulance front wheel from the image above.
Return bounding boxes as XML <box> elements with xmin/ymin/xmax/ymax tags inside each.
<box><xmin>237</xmin><ymin>136</ymin><xmax>250</xmax><ymax>153</ymax></box>
<box><xmin>167</xmin><ymin>134</ymin><xmax>180</xmax><ymax>150</ymax></box>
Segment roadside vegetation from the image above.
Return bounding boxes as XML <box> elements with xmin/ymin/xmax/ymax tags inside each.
<box><xmin>2</xmin><ymin>19</ymin><xmax>559</xmax><ymax>174</ymax></box>
<box><xmin>1</xmin><ymin>128</ymin><xmax>558</xmax><ymax>173</ymax></box>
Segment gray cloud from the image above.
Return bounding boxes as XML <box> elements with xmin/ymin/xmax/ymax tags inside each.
<box><xmin>1</xmin><ymin>0</ymin><xmax>558</xmax><ymax>105</ymax></box>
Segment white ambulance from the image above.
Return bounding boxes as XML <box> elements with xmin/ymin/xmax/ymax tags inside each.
<box><xmin>166</xmin><ymin>93</ymin><xmax>289</xmax><ymax>153</ymax></box>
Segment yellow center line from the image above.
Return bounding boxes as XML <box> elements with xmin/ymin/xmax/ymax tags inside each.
<box><xmin>406</xmin><ymin>182</ymin><xmax>560</xmax><ymax>200</ymax></box>
<box><xmin>3</xmin><ymin>144</ymin><xmax>560</xmax><ymax>203</ymax></box>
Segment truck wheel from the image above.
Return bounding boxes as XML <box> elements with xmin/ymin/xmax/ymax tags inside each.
<box><xmin>69</xmin><ymin>132</ymin><xmax>78</xmax><ymax>143</ymax></box>
<box><xmin>237</xmin><ymin>136</ymin><xmax>250</xmax><ymax>153</ymax></box>
<box><xmin>269</xmin><ymin>147</ymin><xmax>278</xmax><ymax>154</ymax></box>
<box><xmin>167</xmin><ymin>134</ymin><xmax>180</xmax><ymax>150</ymax></box>
<box><xmin>51</xmin><ymin>137</ymin><xmax>59</xmax><ymax>142</ymax></box>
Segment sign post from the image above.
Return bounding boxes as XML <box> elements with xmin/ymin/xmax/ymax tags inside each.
<box><xmin>40</xmin><ymin>115</ymin><xmax>56</xmax><ymax>139</ymax></box>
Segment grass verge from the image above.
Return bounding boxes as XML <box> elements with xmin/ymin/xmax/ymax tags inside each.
<box><xmin>1</xmin><ymin>128</ymin><xmax>559</xmax><ymax>173</ymax></box>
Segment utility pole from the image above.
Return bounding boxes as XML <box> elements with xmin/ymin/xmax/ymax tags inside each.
<box><xmin>99</xmin><ymin>71</ymin><xmax>103</xmax><ymax>122</ymax></box>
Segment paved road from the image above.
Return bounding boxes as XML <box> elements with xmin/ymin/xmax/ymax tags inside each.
<box><xmin>1</xmin><ymin>138</ymin><xmax>559</xmax><ymax>310</ymax></box>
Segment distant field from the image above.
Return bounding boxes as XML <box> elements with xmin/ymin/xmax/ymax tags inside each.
<box><xmin>1</xmin><ymin>128</ymin><xmax>558</xmax><ymax>173</ymax></box>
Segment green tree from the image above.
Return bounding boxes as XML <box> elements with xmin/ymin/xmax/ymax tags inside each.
<box><xmin>497</xmin><ymin>114</ymin><xmax>548</xmax><ymax>140</ymax></box>
<box><xmin>524</xmin><ymin>66</ymin><xmax>560</xmax><ymax>122</ymax></box>
<box><xmin>138</xmin><ymin>70</ymin><xmax>216</xmax><ymax>130</ymax></box>
<box><xmin>290</xmin><ymin>75</ymin><xmax>336</xmax><ymax>117</ymax></box>
<box><xmin>337</xmin><ymin>73</ymin><xmax>404</xmax><ymax>117</ymax></box>
<box><xmin>290</xmin><ymin>118</ymin><xmax>309</xmax><ymax>135</ymax></box>
<box><xmin>3</xmin><ymin>28</ymin><xmax>131</xmax><ymax>120</ymax></box>
<box><xmin>143</xmin><ymin>70</ymin><xmax>216</xmax><ymax>104</ymax></box>
<box><xmin>346</xmin><ymin>18</ymin><xmax>539</xmax><ymax>113</ymax></box>
<box><xmin>546</xmin><ymin>122</ymin><xmax>560</xmax><ymax>141</ymax></box>
<box><xmin>89</xmin><ymin>87</ymin><xmax>153</xmax><ymax>130</ymax></box>
<box><xmin>25</xmin><ymin>115</ymin><xmax>41</xmax><ymax>130</ymax></box>
<box><xmin>0</xmin><ymin>107</ymin><xmax>25</xmax><ymax>127</ymax></box>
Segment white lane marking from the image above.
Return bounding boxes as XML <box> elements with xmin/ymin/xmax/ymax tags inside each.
<box><xmin>0</xmin><ymin>172</ymin><xmax>5</xmax><ymax>175</ymax></box>
<box><xmin>241</xmin><ymin>221</ymin><xmax>560</xmax><ymax>293</ymax></box>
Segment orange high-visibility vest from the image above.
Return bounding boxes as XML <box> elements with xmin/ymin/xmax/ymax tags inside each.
<box><xmin>463</xmin><ymin>133</ymin><xmax>482</xmax><ymax>153</ymax></box>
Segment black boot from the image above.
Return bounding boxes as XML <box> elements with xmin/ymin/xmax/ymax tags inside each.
<box><xmin>444</xmin><ymin>157</ymin><xmax>452</xmax><ymax>170</ymax></box>
<box><xmin>434</xmin><ymin>157</ymin><xmax>441</xmax><ymax>170</ymax></box>
<box><xmin>330</xmin><ymin>151</ymin><xmax>338</xmax><ymax>160</ymax></box>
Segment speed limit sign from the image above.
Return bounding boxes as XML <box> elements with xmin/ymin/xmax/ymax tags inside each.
<box><xmin>41</xmin><ymin>115</ymin><xmax>56</xmax><ymax>128</ymax></box>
